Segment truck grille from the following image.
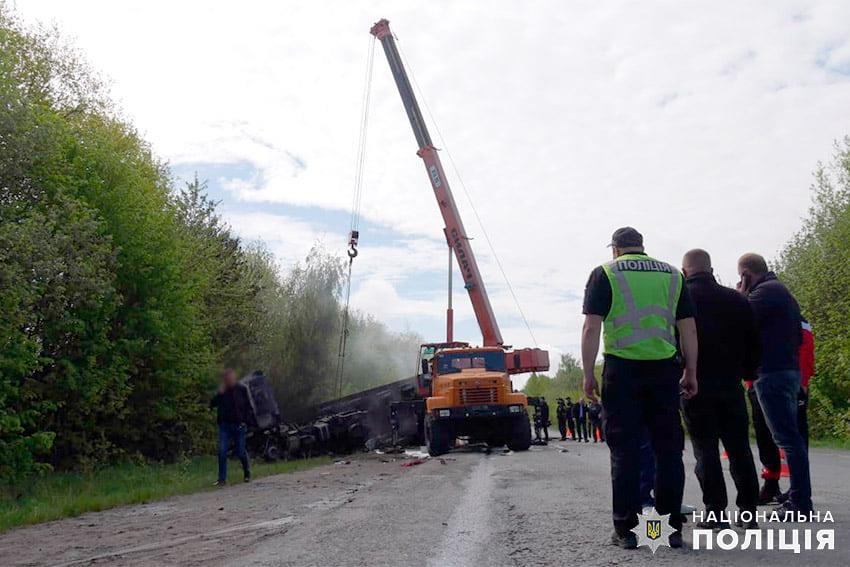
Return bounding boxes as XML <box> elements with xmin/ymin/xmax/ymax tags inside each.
<box><xmin>460</xmin><ymin>387</ymin><xmax>498</xmax><ymax>405</ymax></box>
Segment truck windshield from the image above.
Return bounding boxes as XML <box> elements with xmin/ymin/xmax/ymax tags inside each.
<box><xmin>436</xmin><ymin>351</ymin><xmax>505</xmax><ymax>374</ymax></box>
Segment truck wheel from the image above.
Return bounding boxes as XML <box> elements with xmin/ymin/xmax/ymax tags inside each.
<box><xmin>264</xmin><ymin>444</ymin><xmax>281</xmax><ymax>462</ymax></box>
<box><xmin>506</xmin><ymin>415</ymin><xmax>532</xmax><ymax>452</ymax></box>
<box><xmin>425</xmin><ymin>416</ymin><xmax>452</xmax><ymax>456</ymax></box>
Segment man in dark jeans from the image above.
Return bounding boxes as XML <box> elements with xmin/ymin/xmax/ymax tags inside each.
<box><xmin>738</xmin><ymin>253</ymin><xmax>811</xmax><ymax>515</ymax></box>
<box><xmin>582</xmin><ymin>227</ymin><xmax>698</xmax><ymax>549</ymax></box>
<box><xmin>681</xmin><ymin>249</ymin><xmax>760</xmax><ymax>528</ymax></box>
<box><xmin>747</xmin><ymin>318</ymin><xmax>815</xmax><ymax>504</ymax></box>
<box><xmin>210</xmin><ymin>369</ymin><xmax>251</xmax><ymax>485</ymax></box>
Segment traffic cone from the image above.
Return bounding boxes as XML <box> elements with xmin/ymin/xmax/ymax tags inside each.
<box><xmin>779</xmin><ymin>448</ymin><xmax>790</xmax><ymax>477</ymax></box>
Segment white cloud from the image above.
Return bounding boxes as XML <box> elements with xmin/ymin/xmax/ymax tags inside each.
<box><xmin>17</xmin><ymin>0</ymin><xmax>850</xmax><ymax>364</ymax></box>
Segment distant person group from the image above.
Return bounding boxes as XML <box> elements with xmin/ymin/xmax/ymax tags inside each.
<box><xmin>581</xmin><ymin>227</ymin><xmax>814</xmax><ymax>550</ymax></box>
<box><xmin>555</xmin><ymin>397</ymin><xmax>603</xmax><ymax>442</ymax></box>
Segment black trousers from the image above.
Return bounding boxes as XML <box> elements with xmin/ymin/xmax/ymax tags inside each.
<box><xmin>557</xmin><ymin>417</ymin><xmax>567</xmax><ymax>438</ymax></box>
<box><xmin>602</xmin><ymin>356</ymin><xmax>685</xmax><ymax>533</ymax></box>
<box><xmin>575</xmin><ymin>418</ymin><xmax>587</xmax><ymax>441</ymax></box>
<box><xmin>566</xmin><ymin>418</ymin><xmax>576</xmax><ymax>439</ymax></box>
<box><xmin>683</xmin><ymin>386</ymin><xmax>759</xmax><ymax>514</ymax></box>
<box><xmin>590</xmin><ymin>419</ymin><xmax>604</xmax><ymax>442</ymax></box>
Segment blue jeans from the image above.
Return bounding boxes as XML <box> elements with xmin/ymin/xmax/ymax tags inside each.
<box><xmin>218</xmin><ymin>423</ymin><xmax>250</xmax><ymax>482</ymax></box>
<box><xmin>754</xmin><ymin>370</ymin><xmax>812</xmax><ymax>510</ymax></box>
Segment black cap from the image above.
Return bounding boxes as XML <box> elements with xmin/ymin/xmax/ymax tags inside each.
<box><xmin>609</xmin><ymin>226</ymin><xmax>643</xmax><ymax>248</ymax></box>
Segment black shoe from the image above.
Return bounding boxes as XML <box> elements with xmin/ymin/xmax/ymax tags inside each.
<box><xmin>244</xmin><ymin>475</ymin><xmax>251</xmax><ymax>483</ymax></box>
<box><xmin>214</xmin><ymin>480</ymin><xmax>226</xmax><ymax>487</ymax></box>
<box><xmin>669</xmin><ymin>531</ymin><xmax>684</xmax><ymax>549</ymax></box>
<box><xmin>611</xmin><ymin>531</ymin><xmax>638</xmax><ymax>549</ymax></box>
<box><xmin>758</xmin><ymin>480</ymin><xmax>780</xmax><ymax>505</ymax></box>
<box><xmin>776</xmin><ymin>490</ymin><xmax>790</xmax><ymax>504</ymax></box>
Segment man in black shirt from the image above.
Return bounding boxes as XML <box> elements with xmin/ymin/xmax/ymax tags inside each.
<box><xmin>681</xmin><ymin>249</ymin><xmax>760</xmax><ymax>528</ymax></box>
<box><xmin>210</xmin><ymin>369</ymin><xmax>252</xmax><ymax>485</ymax></box>
<box><xmin>581</xmin><ymin>227</ymin><xmax>698</xmax><ymax>549</ymax></box>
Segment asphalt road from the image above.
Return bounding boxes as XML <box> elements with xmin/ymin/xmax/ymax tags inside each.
<box><xmin>1</xmin><ymin>442</ymin><xmax>848</xmax><ymax>566</ymax></box>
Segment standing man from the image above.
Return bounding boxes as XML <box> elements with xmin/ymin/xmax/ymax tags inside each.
<box><xmin>582</xmin><ymin>227</ymin><xmax>698</xmax><ymax>549</ymax></box>
<box><xmin>588</xmin><ymin>400</ymin><xmax>604</xmax><ymax>442</ymax></box>
<box><xmin>571</xmin><ymin>398</ymin><xmax>586</xmax><ymax>442</ymax></box>
<box><xmin>556</xmin><ymin>398</ymin><xmax>569</xmax><ymax>440</ymax></box>
<box><xmin>565</xmin><ymin>397</ymin><xmax>576</xmax><ymax>440</ymax></box>
<box><xmin>746</xmin><ymin>318</ymin><xmax>815</xmax><ymax>504</ymax></box>
<box><xmin>210</xmin><ymin>369</ymin><xmax>252</xmax><ymax>485</ymax></box>
<box><xmin>681</xmin><ymin>249</ymin><xmax>760</xmax><ymax>528</ymax></box>
<box><xmin>539</xmin><ymin>396</ymin><xmax>551</xmax><ymax>442</ymax></box>
<box><xmin>738</xmin><ymin>253</ymin><xmax>812</xmax><ymax>515</ymax></box>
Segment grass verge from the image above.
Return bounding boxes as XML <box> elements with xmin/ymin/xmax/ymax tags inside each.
<box><xmin>0</xmin><ymin>456</ymin><xmax>330</xmax><ymax>533</ymax></box>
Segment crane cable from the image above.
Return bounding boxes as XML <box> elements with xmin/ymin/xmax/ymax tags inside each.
<box><xmin>335</xmin><ymin>35</ymin><xmax>376</xmax><ymax>399</ymax></box>
<box><xmin>396</xmin><ymin>42</ymin><xmax>540</xmax><ymax>347</ymax></box>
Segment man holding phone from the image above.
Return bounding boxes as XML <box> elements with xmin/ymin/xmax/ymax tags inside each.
<box><xmin>738</xmin><ymin>253</ymin><xmax>812</xmax><ymax>516</ymax></box>
<box><xmin>581</xmin><ymin>227</ymin><xmax>698</xmax><ymax>549</ymax></box>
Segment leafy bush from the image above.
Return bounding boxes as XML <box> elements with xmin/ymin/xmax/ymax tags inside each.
<box><xmin>777</xmin><ymin>138</ymin><xmax>850</xmax><ymax>439</ymax></box>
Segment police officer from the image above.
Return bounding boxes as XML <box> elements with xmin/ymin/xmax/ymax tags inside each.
<box><xmin>581</xmin><ymin>227</ymin><xmax>698</xmax><ymax>549</ymax></box>
<box><xmin>556</xmin><ymin>398</ymin><xmax>569</xmax><ymax>440</ymax></box>
<box><xmin>539</xmin><ymin>396</ymin><xmax>551</xmax><ymax>442</ymax></box>
<box><xmin>565</xmin><ymin>397</ymin><xmax>576</xmax><ymax>440</ymax></box>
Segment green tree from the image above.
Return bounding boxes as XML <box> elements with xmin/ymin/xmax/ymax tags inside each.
<box><xmin>777</xmin><ymin>137</ymin><xmax>850</xmax><ymax>439</ymax></box>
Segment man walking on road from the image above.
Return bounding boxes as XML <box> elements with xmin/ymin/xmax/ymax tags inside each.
<box><xmin>738</xmin><ymin>254</ymin><xmax>812</xmax><ymax>515</ymax></box>
<box><xmin>581</xmin><ymin>227</ymin><xmax>698</xmax><ymax>549</ymax></box>
<box><xmin>681</xmin><ymin>249</ymin><xmax>760</xmax><ymax>528</ymax></box>
<box><xmin>211</xmin><ymin>369</ymin><xmax>252</xmax><ymax>485</ymax></box>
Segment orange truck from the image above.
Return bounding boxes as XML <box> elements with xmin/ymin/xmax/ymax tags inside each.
<box><xmin>370</xmin><ymin>19</ymin><xmax>550</xmax><ymax>456</ymax></box>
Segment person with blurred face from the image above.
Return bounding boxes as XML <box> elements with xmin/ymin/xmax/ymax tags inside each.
<box><xmin>210</xmin><ymin>369</ymin><xmax>251</xmax><ymax>485</ymax></box>
<box><xmin>737</xmin><ymin>253</ymin><xmax>812</xmax><ymax>516</ymax></box>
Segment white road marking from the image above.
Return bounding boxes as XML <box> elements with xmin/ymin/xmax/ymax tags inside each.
<box><xmin>428</xmin><ymin>458</ymin><xmax>495</xmax><ymax>567</ymax></box>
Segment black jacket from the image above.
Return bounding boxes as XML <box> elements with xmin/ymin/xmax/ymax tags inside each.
<box><xmin>540</xmin><ymin>401</ymin><xmax>550</xmax><ymax>421</ymax></box>
<box><xmin>571</xmin><ymin>402</ymin><xmax>585</xmax><ymax>421</ymax></box>
<box><xmin>746</xmin><ymin>272</ymin><xmax>802</xmax><ymax>373</ymax></box>
<box><xmin>686</xmin><ymin>272</ymin><xmax>760</xmax><ymax>390</ymax></box>
<box><xmin>210</xmin><ymin>383</ymin><xmax>251</xmax><ymax>425</ymax></box>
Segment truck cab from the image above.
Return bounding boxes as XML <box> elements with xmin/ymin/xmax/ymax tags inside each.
<box><xmin>417</xmin><ymin>343</ymin><xmax>532</xmax><ymax>455</ymax></box>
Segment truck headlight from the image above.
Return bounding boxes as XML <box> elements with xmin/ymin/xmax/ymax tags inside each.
<box><xmin>509</xmin><ymin>405</ymin><xmax>522</xmax><ymax>413</ymax></box>
<box><xmin>438</xmin><ymin>409</ymin><xmax>451</xmax><ymax>417</ymax></box>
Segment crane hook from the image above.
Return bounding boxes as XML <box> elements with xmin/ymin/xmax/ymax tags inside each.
<box><xmin>347</xmin><ymin>230</ymin><xmax>359</xmax><ymax>259</ymax></box>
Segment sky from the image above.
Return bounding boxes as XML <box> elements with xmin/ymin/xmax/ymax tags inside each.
<box><xmin>14</xmin><ymin>1</ymin><xmax>850</xmax><ymax>384</ymax></box>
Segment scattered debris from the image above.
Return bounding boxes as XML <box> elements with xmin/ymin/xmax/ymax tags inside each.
<box><xmin>401</xmin><ymin>458</ymin><xmax>427</xmax><ymax>468</ymax></box>
<box><xmin>403</xmin><ymin>448</ymin><xmax>430</xmax><ymax>459</ymax></box>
